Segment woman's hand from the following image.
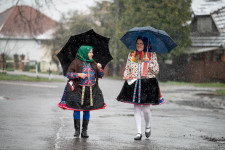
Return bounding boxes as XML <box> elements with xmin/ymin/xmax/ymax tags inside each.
<box><xmin>123</xmin><ymin>76</ymin><xmax>129</xmax><ymax>81</ymax></box>
<box><xmin>78</xmin><ymin>73</ymin><xmax>87</xmax><ymax>79</ymax></box>
<box><xmin>143</xmin><ymin>57</ymin><xmax>149</xmax><ymax>62</ymax></box>
<box><xmin>97</xmin><ymin>63</ymin><xmax>102</xmax><ymax>70</ymax></box>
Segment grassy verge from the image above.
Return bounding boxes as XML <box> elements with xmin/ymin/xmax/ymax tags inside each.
<box><xmin>104</xmin><ymin>76</ymin><xmax>225</xmax><ymax>88</ymax></box>
<box><xmin>216</xmin><ymin>89</ymin><xmax>225</xmax><ymax>95</ymax></box>
<box><xmin>164</xmin><ymin>81</ymin><xmax>225</xmax><ymax>88</ymax></box>
<box><xmin>0</xmin><ymin>73</ymin><xmax>63</xmax><ymax>82</ymax></box>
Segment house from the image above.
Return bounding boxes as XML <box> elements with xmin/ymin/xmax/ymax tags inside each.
<box><xmin>159</xmin><ymin>6</ymin><xmax>225</xmax><ymax>83</ymax></box>
<box><xmin>183</xmin><ymin>6</ymin><xmax>225</xmax><ymax>82</ymax></box>
<box><xmin>184</xmin><ymin>6</ymin><xmax>225</xmax><ymax>82</ymax></box>
<box><xmin>0</xmin><ymin>5</ymin><xmax>57</xmax><ymax>72</ymax></box>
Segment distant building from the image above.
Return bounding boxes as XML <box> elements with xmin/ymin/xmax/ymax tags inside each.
<box><xmin>0</xmin><ymin>5</ymin><xmax>58</xmax><ymax>72</ymax></box>
<box><xmin>159</xmin><ymin>6</ymin><xmax>225</xmax><ymax>83</ymax></box>
<box><xmin>185</xmin><ymin>6</ymin><xmax>225</xmax><ymax>82</ymax></box>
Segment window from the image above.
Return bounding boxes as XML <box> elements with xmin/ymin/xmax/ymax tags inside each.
<box><xmin>197</xmin><ymin>17</ymin><xmax>212</xmax><ymax>33</ymax></box>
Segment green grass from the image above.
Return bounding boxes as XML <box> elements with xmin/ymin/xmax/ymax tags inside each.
<box><xmin>0</xmin><ymin>73</ymin><xmax>63</xmax><ymax>82</ymax></box>
<box><xmin>37</xmin><ymin>71</ymin><xmax>60</xmax><ymax>75</ymax></box>
<box><xmin>105</xmin><ymin>76</ymin><xmax>225</xmax><ymax>88</ymax></box>
<box><xmin>3</xmin><ymin>72</ymin><xmax>224</xmax><ymax>87</ymax></box>
<box><xmin>164</xmin><ymin>81</ymin><xmax>225</xmax><ymax>88</ymax></box>
<box><xmin>216</xmin><ymin>89</ymin><xmax>225</xmax><ymax>95</ymax></box>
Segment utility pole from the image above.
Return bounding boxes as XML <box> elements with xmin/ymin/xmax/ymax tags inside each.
<box><xmin>113</xmin><ymin>0</ymin><xmax>121</xmax><ymax>76</ymax></box>
<box><xmin>49</xmin><ymin>62</ymin><xmax>52</xmax><ymax>80</ymax></box>
<box><xmin>35</xmin><ymin>61</ymin><xmax>39</xmax><ymax>79</ymax></box>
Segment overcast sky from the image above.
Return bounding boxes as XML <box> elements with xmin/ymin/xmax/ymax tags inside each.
<box><xmin>0</xmin><ymin>0</ymin><xmax>100</xmax><ymax>21</ymax></box>
<box><xmin>0</xmin><ymin>0</ymin><xmax>225</xmax><ymax>21</ymax></box>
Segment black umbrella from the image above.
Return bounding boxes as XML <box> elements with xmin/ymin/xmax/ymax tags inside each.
<box><xmin>57</xmin><ymin>29</ymin><xmax>113</xmax><ymax>76</ymax></box>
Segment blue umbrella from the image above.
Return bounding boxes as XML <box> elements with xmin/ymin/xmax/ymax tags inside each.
<box><xmin>120</xmin><ymin>26</ymin><xmax>177</xmax><ymax>53</ymax></box>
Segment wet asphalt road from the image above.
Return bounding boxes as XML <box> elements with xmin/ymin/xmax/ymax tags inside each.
<box><xmin>0</xmin><ymin>79</ymin><xmax>225</xmax><ymax>150</ymax></box>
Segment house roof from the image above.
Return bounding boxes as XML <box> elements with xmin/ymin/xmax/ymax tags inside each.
<box><xmin>191</xmin><ymin>7</ymin><xmax>225</xmax><ymax>52</ymax></box>
<box><xmin>0</xmin><ymin>5</ymin><xmax>56</xmax><ymax>39</ymax></box>
<box><xmin>192</xmin><ymin>0</ymin><xmax>225</xmax><ymax>16</ymax></box>
<box><xmin>191</xmin><ymin>32</ymin><xmax>225</xmax><ymax>47</ymax></box>
<box><xmin>188</xmin><ymin>47</ymin><xmax>219</xmax><ymax>54</ymax></box>
<box><xmin>211</xmin><ymin>7</ymin><xmax>225</xmax><ymax>33</ymax></box>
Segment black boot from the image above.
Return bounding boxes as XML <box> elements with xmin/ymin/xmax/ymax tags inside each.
<box><xmin>74</xmin><ymin>119</ymin><xmax>80</xmax><ymax>137</ymax></box>
<box><xmin>81</xmin><ymin>120</ymin><xmax>89</xmax><ymax>138</ymax></box>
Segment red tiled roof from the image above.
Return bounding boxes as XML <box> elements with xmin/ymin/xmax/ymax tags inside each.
<box><xmin>0</xmin><ymin>5</ymin><xmax>56</xmax><ymax>38</ymax></box>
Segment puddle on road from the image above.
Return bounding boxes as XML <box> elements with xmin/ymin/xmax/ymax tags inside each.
<box><xmin>176</xmin><ymin>100</ymin><xmax>224</xmax><ymax>110</ymax></box>
<box><xmin>99</xmin><ymin>114</ymin><xmax>134</xmax><ymax>118</ymax></box>
<box><xmin>0</xmin><ymin>96</ymin><xmax>14</xmax><ymax>100</ymax></box>
<box><xmin>175</xmin><ymin>90</ymin><xmax>225</xmax><ymax>110</ymax></box>
<box><xmin>196</xmin><ymin>93</ymin><xmax>217</xmax><ymax>96</ymax></box>
<box><xmin>163</xmin><ymin>89</ymin><xmax>212</xmax><ymax>93</ymax></box>
<box><xmin>154</xmin><ymin>115</ymin><xmax>170</xmax><ymax>118</ymax></box>
<box><xmin>201</xmin><ymin>136</ymin><xmax>225</xmax><ymax>144</ymax></box>
<box><xmin>99</xmin><ymin>114</ymin><xmax>170</xmax><ymax>118</ymax></box>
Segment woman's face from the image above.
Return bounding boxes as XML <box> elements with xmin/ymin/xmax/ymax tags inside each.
<box><xmin>88</xmin><ymin>49</ymin><xmax>93</xmax><ymax>60</ymax></box>
<box><xmin>136</xmin><ymin>39</ymin><xmax>144</xmax><ymax>52</ymax></box>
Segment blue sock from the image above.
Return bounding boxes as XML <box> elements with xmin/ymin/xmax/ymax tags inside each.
<box><xmin>83</xmin><ymin>111</ymin><xmax>90</xmax><ymax>120</ymax></box>
<box><xmin>73</xmin><ymin>111</ymin><xmax>80</xmax><ymax>119</ymax></box>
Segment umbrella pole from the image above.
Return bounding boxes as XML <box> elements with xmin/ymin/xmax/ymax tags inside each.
<box><xmin>142</xmin><ymin>38</ymin><xmax>149</xmax><ymax>77</ymax></box>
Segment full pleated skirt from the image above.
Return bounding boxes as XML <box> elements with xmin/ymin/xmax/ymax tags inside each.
<box><xmin>117</xmin><ymin>78</ymin><xmax>163</xmax><ymax>105</ymax></box>
<box><xmin>58</xmin><ymin>83</ymin><xmax>106</xmax><ymax>111</ymax></box>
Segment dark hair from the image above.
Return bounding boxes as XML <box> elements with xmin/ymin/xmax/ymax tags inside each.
<box><xmin>136</xmin><ymin>36</ymin><xmax>151</xmax><ymax>52</ymax></box>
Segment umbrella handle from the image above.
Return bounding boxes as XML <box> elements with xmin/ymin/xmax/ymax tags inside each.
<box><xmin>144</xmin><ymin>53</ymin><xmax>150</xmax><ymax>62</ymax></box>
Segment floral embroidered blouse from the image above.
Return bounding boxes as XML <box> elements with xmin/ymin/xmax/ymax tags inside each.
<box><xmin>124</xmin><ymin>52</ymin><xmax>159</xmax><ymax>79</ymax></box>
<box><xmin>67</xmin><ymin>62</ymin><xmax>104</xmax><ymax>86</ymax></box>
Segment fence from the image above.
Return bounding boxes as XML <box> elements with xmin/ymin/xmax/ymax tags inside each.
<box><xmin>0</xmin><ymin>54</ymin><xmax>54</xmax><ymax>80</ymax></box>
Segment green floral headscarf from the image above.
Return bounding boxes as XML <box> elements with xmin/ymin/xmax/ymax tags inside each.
<box><xmin>75</xmin><ymin>46</ymin><xmax>93</xmax><ymax>63</ymax></box>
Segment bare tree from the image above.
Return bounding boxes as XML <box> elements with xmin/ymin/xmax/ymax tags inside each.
<box><xmin>0</xmin><ymin>0</ymin><xmax>59</xmax><ymax>70</ymax></box>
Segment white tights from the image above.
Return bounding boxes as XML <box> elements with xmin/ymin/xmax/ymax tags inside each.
<box><xmin>134</xmin><ymin>105</ymin><xmax>151</xmax><ymax>134</ymax></box>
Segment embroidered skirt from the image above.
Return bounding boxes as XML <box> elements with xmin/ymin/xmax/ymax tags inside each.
<box><xmin>117</xmin><ymin>78</ymin><xmax>164</xmax><ymax>105</ymax></box>
<box><xmin>58</xmin><ymin>83</ymin><xmax>106</xmax><ymax>111</ymax></box>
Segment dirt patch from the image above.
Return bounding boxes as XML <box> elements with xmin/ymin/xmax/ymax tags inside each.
<box><xmin>99</xmin><ymin>114</ymin><xmax>134</xmax><ymax>118</ymax></box>
<box><xmin>201</xmin><ymin>136</ymin><xmax>225</xmax><ymax>144</ymax></box>
<box><xmin>176</xmin><ymin>100</ymin><xmax>223</xmax><ymax>110</ymax></box>
<box><xmin>196</xmin><ymin>93</ymin><xmax>225</xmax><ymax>100</ymax></box>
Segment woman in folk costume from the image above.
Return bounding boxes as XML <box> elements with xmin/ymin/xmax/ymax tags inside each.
<box><xmin>58</xmin><ymin>46</ymin><xmax>106</xmax><ymax>138</ymax></box>
<box><xmin>117</xmin><ymin>37</ymin><xmax>165</xmax><ymax>140</ymax></box>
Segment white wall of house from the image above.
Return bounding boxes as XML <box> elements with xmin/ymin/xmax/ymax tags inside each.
<box><xmin>0</xmin><ymin>38</ymin><xmax>40</xmax><ymax>60</ymax></box>
<box><xmin>40</xmin><ymin>45</ymin><xmax>58</xmax><ymax>72</ymax></box>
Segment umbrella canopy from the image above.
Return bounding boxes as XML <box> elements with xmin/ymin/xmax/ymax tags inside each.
<box><xmin>57</xmin><ymin>29</ymin><xmax>113</xmax><ymax>76</ymax></box>
<box><xmin>120</xmin><ymin>26</ymin><xmax>177</xmax><ymax>53</ymax></box>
